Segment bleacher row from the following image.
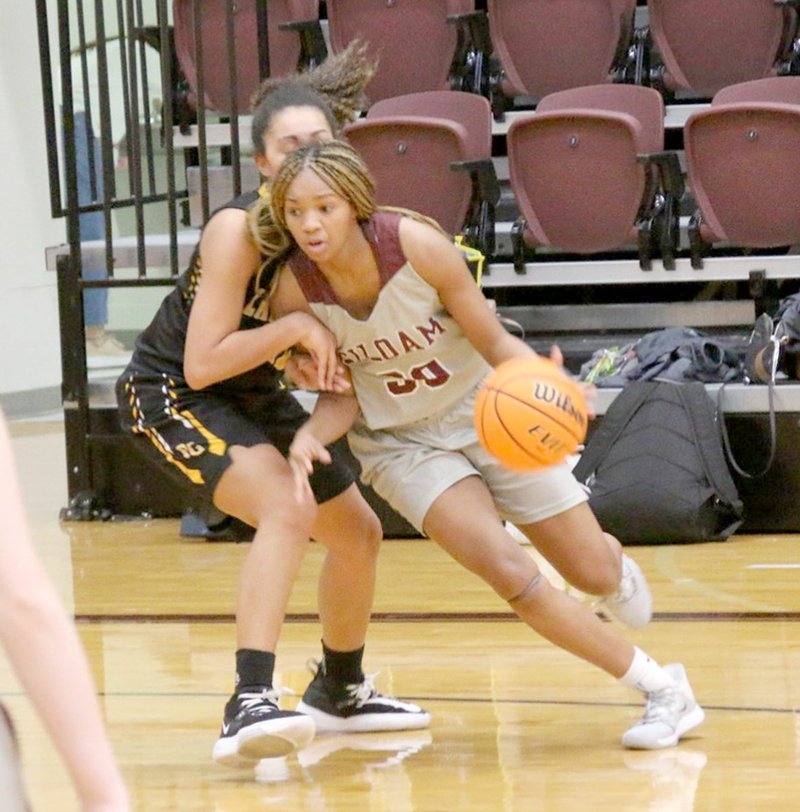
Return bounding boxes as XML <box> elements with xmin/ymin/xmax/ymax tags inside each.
<box><xmin>165</xmin><ymin>2</ymin><xmax>800</xmax><ymax>292</ymax></box>
<box><xmin>168</xmin><ymin>1</ymin><xmax>800</xmax><ymax>116</ymax></box>
<box><xmin>53</xmin><ymin>2</ymin><xmax>800</xmax><ymax>354</ymax></box>
<box><xmin>39</xmin><ymin>0</ymin><xmax>800</xmax><ymax>532</ymax></box>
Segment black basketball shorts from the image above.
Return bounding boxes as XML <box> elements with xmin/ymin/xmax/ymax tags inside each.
<box><xmin>117</xmin><ymin>371</ymin><xmax>357</xmax><ymax>514</ymax></box>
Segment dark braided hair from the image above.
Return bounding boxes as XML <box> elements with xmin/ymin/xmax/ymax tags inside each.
<box><xmin>248</xmin><ymin>140</ymin><xmax>445</xmax><ymax>265</ymax></box>
<box><xmin>249</xmin><ymin>40</ymin><xmax>376</xmax><ymax>155</ymax></box>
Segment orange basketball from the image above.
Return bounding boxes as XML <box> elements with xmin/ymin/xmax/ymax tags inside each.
<box><xmin>474</xmin><ymin>355</ymin><xmax>588</xmax><ymax>471</ymax></box>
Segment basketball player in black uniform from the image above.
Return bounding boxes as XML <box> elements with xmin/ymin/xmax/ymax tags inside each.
<box><xmin>116</xmin><ymin>44</ymin><xmax>429</xmax><ymax>771</ymax></box>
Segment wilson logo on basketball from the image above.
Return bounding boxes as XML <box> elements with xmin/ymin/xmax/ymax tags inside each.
<box><xmin>530</xmin><ymin>383</ymin><xmax>589</xmax><ymax>431</ymax></box>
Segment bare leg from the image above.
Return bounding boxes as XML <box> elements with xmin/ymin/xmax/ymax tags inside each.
<box><xmin>311</xmin><ymin>483</ymin><xmax>382</xmax><ymax>652</ymax></box>
<box><xmin>213</xmin><ymin>444</ymin><xmax>315</xmax><ymax>651</ymax></box>
<box><xmin>296</xmin><ymin>486</ymin><xmax>430</xmax><ymax>734</ymax></box>
<box><xmin>423</xmin><ymin>476</ymin><xmax>703</xmax><ymax>749</ymax></box>
<box><xmin>422</xmin><ymin>476</ymin><xmax>635</xmax><ymax>677</ymax></box>
<box><xmin>211</xmin><ymin>443</ymin><xmax>318</xmax><ymax>766</ymax></box>
<box><xmin>514</xmin><ymin>504</ymin><xmax>653</xmax><ymax>629</ymax></box>
<box><xmin>515</xmin><ymin>502</ymin><xmax>623</xmax><ymax>597</ymax></box>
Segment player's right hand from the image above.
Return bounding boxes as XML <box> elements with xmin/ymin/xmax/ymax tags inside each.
<box><xmin>549</xmin><ymin>343</ymin><xmax>597</xmax><ymax>419</ymax></box>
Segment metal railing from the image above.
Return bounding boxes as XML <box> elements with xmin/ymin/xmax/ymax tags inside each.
<box><xmin>37</xmin><ymin>0</ymin><xmax>270</xmax><ymax>516</ymax></box>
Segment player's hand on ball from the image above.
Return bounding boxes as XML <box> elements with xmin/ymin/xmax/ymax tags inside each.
<box><xmin>288</xmin><ymin>430</ymin><xmax>331</xmax><ymax>502</ymax></box>
<box><xmin>548</xmin><ymin>344</ymin><xmax>565</xmax><ymax>367</ymax></box>
<box><xmin>549</xmin><ymin>344</ymin><xmax>597</xmax><ymax>419</ymax></box>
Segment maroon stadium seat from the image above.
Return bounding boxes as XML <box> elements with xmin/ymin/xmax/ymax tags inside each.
<box><xmin>684</xmin><ymin>77</ymin><xmax>800</xmax><ymax>267</ymax></box>
<box><xmin>486</xmin><ymin>0</ymin><xmax>638</xmax><ymax>115</ymax></box>
<box><xmin>325</xmin><ymin>0</ymin><xmax>488</xmax><ymax>104</ymax></box>
<box><xmin>344</xmin><ymin>90</ymin><xmax>498</xmax><ymax>259</ymax></box>
<box><xmin>506</xmin><ymin>83</ymin><xmax>678</xmax><ymax>271</ymax></box>
<box><xmin>647</xmin><ymin>0</ymin><xmax>799</xmax><ymax>100</ymax></box>
<box><xmin>172</xmin><ymin>0</ymin><xmax>322</xmax><ymax>116</ymax></box>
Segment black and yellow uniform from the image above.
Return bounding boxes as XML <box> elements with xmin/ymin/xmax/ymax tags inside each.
<box><xmin>116</xmin><ymin>191</ymin><xmax>357</xmax><ymax>522</ymax></box>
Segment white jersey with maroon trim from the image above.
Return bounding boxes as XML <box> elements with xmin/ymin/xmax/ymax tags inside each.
<box><xmin>286</xmin><ymin>211</ymin><xmax>490</xmax><ymax>431</ymax></box>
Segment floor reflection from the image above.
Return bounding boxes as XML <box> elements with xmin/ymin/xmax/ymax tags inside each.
<box><xmin>623</xmin><ymin>748</ymin><xmax>708</xmax><ymax>811</ymax></box>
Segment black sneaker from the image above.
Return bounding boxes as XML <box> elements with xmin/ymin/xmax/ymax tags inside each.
<box><xmin>212</xmin><ymin>688</ymin><xmax>315</xmax><ymax>768</ymax></box>
<box><xmin>295</xmin><ymin>661</ymin><xmax>431</xmax><ymax>733</ymax></box>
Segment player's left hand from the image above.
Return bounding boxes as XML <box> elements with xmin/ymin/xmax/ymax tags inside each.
<box><xmin>549</xmin><ymin>344</ymin><xmax>597</xmax><ymax>419</ymax></box>
<box><xmin>284</xmin><ymin>352</ymin><xmax>351</xmax><ymax>393</ymax></box>
<box><xmin>288</xmin><ymin>430</ymin><xmax>331</xmax><ymax>503</ymax></box>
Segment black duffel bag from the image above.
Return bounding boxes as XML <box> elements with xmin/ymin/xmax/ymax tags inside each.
<box><xmin>572</xmin><ymin>379</ymin><xmax>743</xmax><ymax>545</ymax></box>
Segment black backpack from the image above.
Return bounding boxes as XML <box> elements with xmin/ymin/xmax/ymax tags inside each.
<box><xmin>572</xmin><ymin>380</ymin><xmax>743</xmax><ymax>544</ymax></box>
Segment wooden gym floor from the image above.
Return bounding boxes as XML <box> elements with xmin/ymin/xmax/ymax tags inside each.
<box><xmin>3</xmin><ymin>418</ymin><xmax>799</xmax><ymax>811</ymax></box>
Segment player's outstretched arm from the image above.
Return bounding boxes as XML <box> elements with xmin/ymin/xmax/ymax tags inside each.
<box><xmin>184</xmin><ymin>212</ymin><xmax>339</xmax><ymax>391</ymax></box>
<box><xmin>0</xmin><ymin>411</ymin><xmax>129</xmax><ymax>812</ymax></box>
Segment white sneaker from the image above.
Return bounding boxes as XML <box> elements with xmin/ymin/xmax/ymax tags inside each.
<box><xmin>602</xmin><ymin>554</ymin><xmax>653</xmax><ymax>628</ymax></box>
<box><xmin>622</xmin><ymin>663</ymin><xmax>705</xmax><ymax>750</ymax></box>
<box><xmin>86</xmin><ymin>330</ymin><xmax>128</xmax><ymax>354</ymax></box>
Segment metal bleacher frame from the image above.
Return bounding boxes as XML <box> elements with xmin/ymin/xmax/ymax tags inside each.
<box><xmin>39</xmin><ymin>0</ymin><xmax>800</xmax><ymax>532</ymax></box>
<box><xmin>38</xmin><ymin>0</ymin><xmax>257</xmax><ymax>527</ymax></box>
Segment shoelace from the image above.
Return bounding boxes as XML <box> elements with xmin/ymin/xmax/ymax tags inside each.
<box><xmin>236</xmin><ymin>686</ymin><xmax>293</xmax><ymax>716</ymax></box>
<box><xmin>345</xmin><ymin>672</ymin><xmax>380</xmax><ymax>707</ymax></box>
<box><xmin>306</xmin><ymin>659</ymin><xmax>384</xmax><ymax>708</ymax></box>
<box><xmin>641</xmin><ymin>685</ymin><xmax>685</xmax><ymax>725</ymax></box>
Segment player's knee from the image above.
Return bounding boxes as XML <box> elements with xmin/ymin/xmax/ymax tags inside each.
<box><xmin>507</xmin><ymin>571</ymin><xmax>545</xmax><ymax>604</ymax></box>
<box><xmin>260</xmin><ymin>493</ymin><xmax>319</xmax><ymax>535</ymax></box>
<box><xmin>337</xmin><ymin>506</ymin><xmax>382</xmax><ymax>560</ymax></box>
<box><xmin>480</xmin><ymin>551</ymin><xmax>538</xmax><ymax>600</ymax></box>
<box><xmin>359</xmin><ymin>510</ymin><xmax>383</xmax><ymax>555</ymax></box>
<box><xmin>313</xmin><ymin>486</ymin><xmax>383</xmax><ymax>557</ymax></box>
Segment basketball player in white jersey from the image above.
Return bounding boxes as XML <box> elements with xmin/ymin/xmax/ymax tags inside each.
<box><xmin>259</xmin><ymin>139</ymin><xmax>705</xmax><ymax>751</ymax></box>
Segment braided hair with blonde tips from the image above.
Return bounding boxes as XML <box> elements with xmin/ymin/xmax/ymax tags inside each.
<box><xmin>247</xmin><ymin>139</ymin><xmax>446</xmax><ymax>268</ymax></box>
<box><xmin>249</xmin><ymin>40</ymin><xmax>377</xmax><ymax>155</ymax></box>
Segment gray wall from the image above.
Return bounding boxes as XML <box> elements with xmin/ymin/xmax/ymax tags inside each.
<box><xmin>0</xmin><ymin>3</ymin><xmax>66</xmax><ymax>406</ymax></box>
<box><xmin>1</xmin><ymin>1</ymin><xmax>179</xmax><ymax>416</ymax></box>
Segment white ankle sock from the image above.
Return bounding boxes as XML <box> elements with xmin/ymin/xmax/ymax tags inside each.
<box><xmin>619</xmin><ymin>646</ymin><xmax>673</xmax><ymax>693</ymax></box>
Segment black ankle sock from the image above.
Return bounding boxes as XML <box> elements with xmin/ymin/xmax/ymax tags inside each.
<box><xmin>321</xmin><ymin>642</ymin><xmax>365</xmax><ymax>685</ymax></box>
<box><xmin>235</xmin><ymin>648</ymin><xmax>275</xmax><ymax>693</ymax></box>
